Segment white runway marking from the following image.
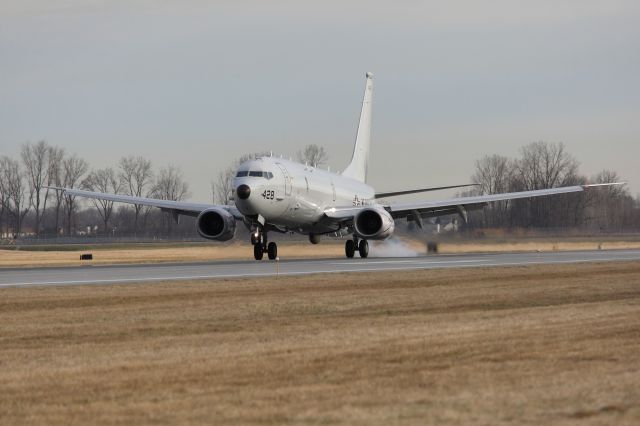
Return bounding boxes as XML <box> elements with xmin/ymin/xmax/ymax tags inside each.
<box><xmin>1</xmin><ymin>250</ymin><xmax>640</xmax><ymax>288</ymax></box>
<box><xmin>329</xmin><ymin>259</ymin><xmax>488</xmax><ymax>265</ymax></box>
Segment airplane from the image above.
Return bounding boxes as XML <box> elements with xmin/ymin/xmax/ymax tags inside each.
<box><xmin>48</xmin><ymin>72</ymin><xmax>624</xmax><ymax>260</ymax></box>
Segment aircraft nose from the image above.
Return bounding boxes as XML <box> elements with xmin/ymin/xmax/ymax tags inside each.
<box><xmin>236</xmin><ymin>184</ymin><xmax>251</xmax><ymax>200</ymax></box>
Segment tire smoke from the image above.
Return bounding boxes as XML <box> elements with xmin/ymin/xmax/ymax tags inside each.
<box><xmin>369</xmin><ymin>238</ymin><xmax>419</xmax><ymax>257</ymax></box>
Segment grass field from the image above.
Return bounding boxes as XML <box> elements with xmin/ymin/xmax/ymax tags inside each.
<box><xmin>0</xmin><ymin>242</ymin><xmax>346</xmax><ymax>267</ymax></box>
<box><xmin>2</xmin><ymin>238</ymin><xmax>640</xmax><ymax>268</ymax></box>
<box><xmin>1</xmin><ymin>262</ymin><xmax>639</xmax><ymax>424</ymax></box>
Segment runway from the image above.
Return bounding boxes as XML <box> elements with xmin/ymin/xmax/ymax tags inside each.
<box><xmin>2</xmin><ymin>249</ymin><xmax>640</xmax><ymax>288</ymax></box>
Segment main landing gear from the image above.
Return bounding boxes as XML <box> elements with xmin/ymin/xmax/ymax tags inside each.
<box><xmin>345</xmin><ymin>237</ymin><xmax>368</xmax><ymax>259</ymax></box>
<box><xmin>251</xmin><ymin>229</ymin><xmax>278</xmax><ymax>261</ymax></box>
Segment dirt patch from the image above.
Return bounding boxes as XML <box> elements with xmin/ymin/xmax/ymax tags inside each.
<box><xmin>1</xmin><ymin>262</ymin><xmax>639</xmax><ymax>424</ymax></box>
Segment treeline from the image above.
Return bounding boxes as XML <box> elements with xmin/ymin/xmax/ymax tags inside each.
<box><xmin>0</xmin><ymin>141</ymin><xmax>192</xmax><ymax>238</ymax></box>
<box><xmin>465</xmin><ymin>141</ymin><xmax>639</xmax><ymax>231</ymax></box>
<box><xmin>1</xmin><ymin>140</ymin><xmax>638</xmax><ymax>239</ymax></box>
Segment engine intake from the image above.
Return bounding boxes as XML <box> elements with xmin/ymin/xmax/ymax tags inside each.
<box><xmin>353</xmin><ymin>207</ymin><xmax>395</xmax><ymax>240</ymax></box>
<box><xmin>196</xmin><ymin>208</ymin><xmax>236</xmax><ymax>241</ymax></box>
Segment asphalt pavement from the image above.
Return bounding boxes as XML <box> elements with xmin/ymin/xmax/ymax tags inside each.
<box><xmin>1</xmin><ymin>249</ymin><xmax>640</xmax><ymax>288</ymax></box>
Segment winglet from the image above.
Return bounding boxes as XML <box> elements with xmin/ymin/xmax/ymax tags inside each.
<box><xmin>582</xmin><ymin>182</ymin><xmax>626</xmax><ymax>189</ymax></box>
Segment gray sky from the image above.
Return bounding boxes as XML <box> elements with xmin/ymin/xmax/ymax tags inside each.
<box><xmin>1</xmin><ymin>0</ymin><xmax>639</xmax><ymax>201</ymax></box>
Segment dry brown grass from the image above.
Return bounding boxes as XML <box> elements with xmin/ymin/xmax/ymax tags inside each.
<box><xmin>3</xmin><ymin>239</ymin><xmax>640</xmax><ymax>268</ymax></box>
<box><xmin>438</xmin><ymin>240</ymin><xmax>640</xmax><ymax>254</ymax></box>
<box><xmin>1</xmin><ymin>262</ymin><xmax>640</xmax><ymax>425</ymax></box>
<box><xmin>0</xmin><ymin>242</ymin><xmax>345</xmax><ymax>268</ymax></box>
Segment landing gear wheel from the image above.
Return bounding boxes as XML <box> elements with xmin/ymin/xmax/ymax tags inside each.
<box><xmin>254</xmin><ymin>242</ymin><xmax>264</xmax><ymax>260</ymax></box>
<box><xmin>345</xmin><ymin>240</ymin><xmax>355</xmax><ymax>258</ymax></box>
<box><xmin>358</xmin><ymin>240</ymin><xmax>369</xmax><ymax>258</ymax></box>
<box><xmin>267</xmin><ymin>242</ymin><xmax>278</xmax><ymax>260</ymax></box>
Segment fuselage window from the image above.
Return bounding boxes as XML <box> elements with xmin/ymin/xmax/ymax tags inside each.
<box><xmin>236</xmin><ymin>171</ymin><xmax>248</xmax><ymax>177</ymax></box>
<box><xmin>265</xmin><ymin>172</ymin><xmax>273</xmax><ymax>179</ymax></box>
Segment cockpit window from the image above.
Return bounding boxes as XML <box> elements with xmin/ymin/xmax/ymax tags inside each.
<box><xmin>236</xmin><ymin>171</ymin><xmax>248</xmax><ymax>177</ymax></box>
<box><xmin>244</xmin><ymin>171</ymin><xmax>274</xmax><ymax>179</ymax></box>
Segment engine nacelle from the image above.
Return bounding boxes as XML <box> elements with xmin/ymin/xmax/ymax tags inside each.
<box><xmin>353</xmin><ymin>207</ymin><xmax>395</xmax><ymax>240</ymax></box>
<box><xmin>196</xmin><ymin>208</ymin><xmax>236</xmax><ymax>241</ymax></box>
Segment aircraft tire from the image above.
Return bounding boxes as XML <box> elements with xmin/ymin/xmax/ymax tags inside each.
<box><xmin>267</xmin><ymin>242</ymin><xmax>278</xmax><ymax>260</ymax></box>
<box><xmin>345</xmin><ymin>240</ymin><xmax>355</xmax><ymax>258</ymax></box>
<box><xmin>254</xmin><ymin>242</ymin><xmax>264</xmax><ymax>260</ymax></box>
<box><xmin>358</xmin><ymin>240</ymin><xmax>369</xmax><ymax>258</ymax></box>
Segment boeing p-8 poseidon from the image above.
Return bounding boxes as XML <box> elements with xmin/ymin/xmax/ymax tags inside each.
<box><xmin>50</xmin><ymin>73</ymin><xmax>622</xmax><ymax>260</ymax></box>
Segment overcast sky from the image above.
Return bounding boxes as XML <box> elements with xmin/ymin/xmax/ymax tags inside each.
<box><xmin>1</xmin><ymin>0</ymin><xmax>639</xmax><ymax>201</ymax></box>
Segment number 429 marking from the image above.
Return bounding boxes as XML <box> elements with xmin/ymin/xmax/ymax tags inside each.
<box><xmin>261</xmin><ymin>190</ymin><xmax>275</xmax><ymax>200</ymax></box>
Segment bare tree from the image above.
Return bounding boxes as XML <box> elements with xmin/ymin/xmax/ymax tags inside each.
<box><xmin>21</xmin><ymin>141</ymin><xmax>50</xmax><ymax>236</ymax></box>
<box><xmin>153</xmin><ymin>165</ymin><xmax>190</xmax><ymax>235</ymax></box>
<box><xmin>83</xmin><ymin>167</ymin><xmax>122</xmax><ymax>234</ymax></box>
<box><xmin>215</xmin><ymin>167</ymin><xmax>236</xmax><ymax>205</ymax></box>
<box><xmin>62</xmin><ymin>154</ymin><xmax>89</xmax><ymax>235</ymax></box>
<box><xmin>296</xmin><ymin>144</ymin><xmax>328</xmax><ymax>167</ymax></box>
<box><xmin>0</xmin><ymin>164</ymin><xmax>8</xmax><ymax>236</ymax></box>
<box><xmin>592</xmin><ymin>170</ymin><xmax>626</xmax><ymax>198</ymax></box>
<box><xmin>472</xmin><ymin>154</ymin><xmax>513</xmax><ymax>227</ymax></box>
<box><xmin>513</xmin><ymin>142</ymin><xmax>579</xmax><ymax>190</ymax></box>
<box><xmin>154</xmin><ymin>165</ymin><xmax>190</xmax><ymax>201</ymax></box>
<box><xmin>589</xmin><ymin>170</ymin><xmax>630</xmax><ymax>230</ymax></box>
<box><xmin>511</xmin><ymin>142</ymin><xmax>581</xmax><ymax>228</ymax></box>
<box><xmin>47</xmin><ymin>147</ymin><xmax>65</xmax><ymax>235</ymax></box>
<box><xmin>118</xmin><ymin>156</ymin><xmax>153</xmax><ymax>235</ymax></box>
<box><xmin>0</xmin><ymin>156</ymin><xmax>31</xmax><ymax>235</ymax></box>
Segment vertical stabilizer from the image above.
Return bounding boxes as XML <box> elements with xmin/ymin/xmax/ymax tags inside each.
<box><xmin>342</xmin><ymin>72</ymin><xmax>373</xmax><ymax>182</ymax></box>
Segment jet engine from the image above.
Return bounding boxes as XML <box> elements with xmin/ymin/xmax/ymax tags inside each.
<box><xmin>353</xmin><ymin>207</ymin><xmax>395</xmax><ymax>240</ymax></box>
<box><xmin>196</xmin><ymin>208</ymin><xmax>236</xmax><ymax>241</ymax></box>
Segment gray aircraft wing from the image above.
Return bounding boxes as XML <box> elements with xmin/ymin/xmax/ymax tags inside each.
<box><xmin>325</xmin><ymin>183</ymin><xmax>625</xmax><ymax>225</ymax></box>
<box><xmin>374</xmin><ymin>183</ymin><xmax>478</xmax><ymax>199</ymax></box>
<box><xmin>45</xmin><ymin>187</ymin><xmax>243</xmax><ymax>218</ymax></box>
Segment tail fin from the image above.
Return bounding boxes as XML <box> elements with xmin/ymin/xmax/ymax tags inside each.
<box><xmin>342</xmin><ymin>72</ymin><xmax>373</xmax><ymax>182</ymax></box>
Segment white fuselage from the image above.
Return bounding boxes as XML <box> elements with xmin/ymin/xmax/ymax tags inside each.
<box><xmin>233</xmin><ymin>157</ymin><xmax>375</xmax><ymax>234</ymax></box>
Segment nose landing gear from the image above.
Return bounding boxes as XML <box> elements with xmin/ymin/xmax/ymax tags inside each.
<box><xmin>345</xmin><ymin>237</ymin><xmax>368</xmax><ymax>259</ymax></box>
<box><xmin>251</xmin><ymin>228</ymin><xmax>278</xmax><ymax>261</ymax></box>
